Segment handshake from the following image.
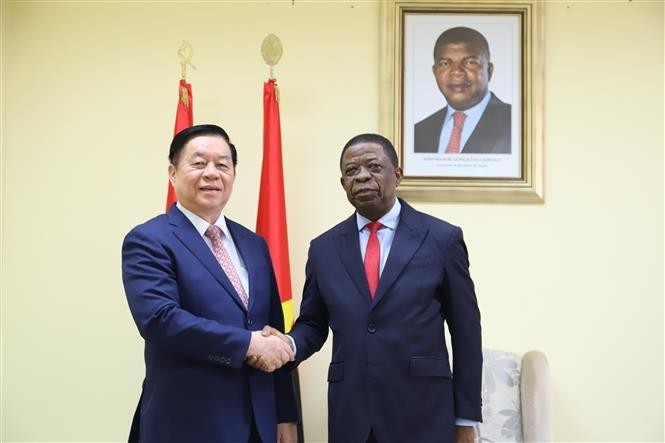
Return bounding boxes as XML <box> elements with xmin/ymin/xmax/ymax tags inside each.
<box><xmin>245</xmin><ymin>325</ymin><xmax>294</xmax><ymax>372</ymax></box>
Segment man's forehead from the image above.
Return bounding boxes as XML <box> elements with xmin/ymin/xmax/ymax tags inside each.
<box><xmin>182</xmin><ymin>148</ymin><xmax>232</xmax><ymax>163</ymax></box>
<box><xmin>187</xmin><ymin>149</ymin><xmax>231</xmax><ymax>158</ymax></box>
<box><xmin>343</xmin><ymin>144</ymin><xmax>384</xmax><ymax>161</ymax></box>
<box><xmin>436</xmin><ymin>42</ymin><xmax>486</xmax><ymax>57</ymax></box>
<box><xmin>183</xmin><ymin>135</ymin><xmax>228</xmax><ymax>151</ymax></box>
<box><xmin>186</xmin><ymin>133</ymin><xmax>226</xmax><ymax>145</ymax></box>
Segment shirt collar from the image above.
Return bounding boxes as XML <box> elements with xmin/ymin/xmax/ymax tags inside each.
<box><xmin>444</xmin><ymin>90</ymin><xmax>492</xmax><ymax>124</ymax></box>
<box><xmin>355</xmin><ymin>198</ymin><xmax>401</xmax><ymax>232</ymax></box>
<box><xmin>176</xmin><ymin>202</ymin><xmax>231</xmax><ymax>238</ymax></box>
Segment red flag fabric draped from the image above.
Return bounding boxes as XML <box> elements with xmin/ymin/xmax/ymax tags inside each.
<box><xmin>256</xmin><ymin>78</ymin><xmax>293</xmax><ymax>330</ymax></box>
<box><xmin>257</xmin><ymin>78</ymin><xmax>304</xmax><ymax>441</ymax></box>
<box><xmin>165</xmin><ymin>79</ymin><xmax>193</xmax><ymax>211</ymax></box>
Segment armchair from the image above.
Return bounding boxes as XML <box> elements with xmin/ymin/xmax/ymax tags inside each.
<box><xmin>475</xmin><ymin>349</ymin><xmax>552</xmax><ymax>442</ymax></box>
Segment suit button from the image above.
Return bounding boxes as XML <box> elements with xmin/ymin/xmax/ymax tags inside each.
<box><xmin>247</xmin><ymin>319</ymin><xmax>254</xmax><ymax>327</ymax></box>
<box><xmin>367</xmin><ymin>323</ymin><xmax>376</xmax><ymax>333</ymax></box>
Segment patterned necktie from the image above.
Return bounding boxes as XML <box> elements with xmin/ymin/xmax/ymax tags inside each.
<box><xmin>205</xmin><ymin>225</ymin><xmax>249</xmax><ymax>308</ymax></box>
<box><xmin>445</xmin><ymin>111</ymin><xmax>467</xmax><ymax>154</ymax></box>
<box><xmin>364</xmin><ymin>222</ymin><xmax>382</xmax><ymax>298</ymax></box>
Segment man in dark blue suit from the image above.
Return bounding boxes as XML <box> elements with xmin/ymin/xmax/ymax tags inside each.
<box><xmin>285</xmin><ymin>133</ymin><xmax>482</xmax><ymax>442</ymax></box>
<box><xmin>414</xmin><ymin>26</ymin><xmax>511</xmax><ymax>154</ymax></box>
<box><xmin>122</xmin><ymin>124</ymin><xmax>298</xmax><ymax>443</ymax></box>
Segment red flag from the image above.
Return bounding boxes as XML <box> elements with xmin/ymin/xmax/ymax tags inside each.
<box><xmin>257</xmin><ymin>77</ymin><xmax>304</xmax><ymax>441</ymax></box>
<box><xmin>256</xmin><ymin>78</ymin><xmax>293</xmax><ymax>330</ymax></box>
<box><xmin>165</xmin><ymin>79</ymin><xmax>193</xmax><ymax>211</ymax></box>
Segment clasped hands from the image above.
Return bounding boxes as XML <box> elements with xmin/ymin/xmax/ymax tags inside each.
<box><xmin>245</xmin><ymin>325</ymin><xmax>294</xmax><ymax>372</ymax></box>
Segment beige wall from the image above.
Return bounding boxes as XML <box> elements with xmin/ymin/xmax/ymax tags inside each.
<box><xmin>1</xmin><ymin>1</ymin><xmax>662</xmax><ymax>442</ymax></box>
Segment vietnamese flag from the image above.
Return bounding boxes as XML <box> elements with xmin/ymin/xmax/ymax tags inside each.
<box><xmin>165</xmin><ymin>79</ymin><xmax>193</xmax><ymax>211</ymax></box>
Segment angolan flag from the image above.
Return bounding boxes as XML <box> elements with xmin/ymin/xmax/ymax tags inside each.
<box><xmin>256</xmin><ymin>78</ymin><xmax>304</xmax><ymax>441</ymax></box>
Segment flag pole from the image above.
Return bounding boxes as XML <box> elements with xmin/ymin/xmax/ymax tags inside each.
<box><xmin>165</xmin><ymin>41</ymin><xmax>195</xmax><ymax>212</ymax></box>
<box><xmin>257</xmin><ymin>33</ymin><xmax>304</xmax><ymax>442</ymax></box>
<box><xmin>178</xmin><ymin>40</ymin><xmax>196</xmax><ymax>80</ymax></box>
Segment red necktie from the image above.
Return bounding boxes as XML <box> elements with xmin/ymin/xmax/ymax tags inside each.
<box><xmin>205</xmin><ymin>225</ymin><xmax>249</xmax><ymax>308</ymax></box>
<box><xmin>445</xmin><ymin>111</ymin><xmax>466</xmax><ymax>154</ymax></box>
<box><xmin>364</xmin><ymin>222</ymin><xmax>382</xmax><ymax>298</ymax></box>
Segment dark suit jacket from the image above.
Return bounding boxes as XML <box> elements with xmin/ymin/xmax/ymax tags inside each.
<box><xmin>289</xmin><ymin>199</ymin><xmax>482</xmax><ymax>443</ymax></box>
<box><xmin>414</xmin><ymin>92</ymin><xmax>511</xmax><ymax>154</ymax></box>
<box><xmin>122</xmin><ymin>205</ymin><xmax>297</xmax><ymax>443</ymax></box>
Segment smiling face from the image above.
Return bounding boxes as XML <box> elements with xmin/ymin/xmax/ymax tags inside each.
<box><xmin>432</xmin><ymin>41</ymin><xmax>493</xmax><ymax>111</ymax></box>
<box><xmin>168</xmin><ymin>134</ymin><xmax>235</xmax><ymax>224</ymax></box>
<box><xmin>340</xmin><ymin>142</ymin><xmax>402</xmax><ymax>221</ymax></box>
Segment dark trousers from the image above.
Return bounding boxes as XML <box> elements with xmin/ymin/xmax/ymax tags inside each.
<box><xmin>248</xmin><ymin>419</ymin><xmax>262</xmax><ymax>443</ymax></box>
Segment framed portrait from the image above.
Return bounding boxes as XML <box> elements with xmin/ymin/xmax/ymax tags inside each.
<box><xmin>380</xmin><ymin>0</ymin><xmax>544</xmax><ymax>203</ymax></box>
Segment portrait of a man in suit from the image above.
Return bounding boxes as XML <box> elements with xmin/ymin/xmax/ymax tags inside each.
<box><xmin>414</xmin><ymin>26</ymin><xmax>511</xmax><ymax>154</ymax></box>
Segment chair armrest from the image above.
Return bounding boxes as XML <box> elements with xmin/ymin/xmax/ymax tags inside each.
<box><xmin>521</xmin><ymin>350</ymin><xmax>552</xmax><ymax>442</ymax></box>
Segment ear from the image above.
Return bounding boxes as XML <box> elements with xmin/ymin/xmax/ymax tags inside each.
<box><xmin>487</xmin><ymin>62</ymin><xmax>494</xmax><ymax>81</ymax></box>
<box><xmin>339</xmin><ymin>176</ymin><xmax>345</xmax><ymax>189</ymax></box>
<box><xmin>168</xmin><ymin>164</ymin><xmax>176</xmax><ymax>184</ymax></box>
<box><xmin>395</xmin><ymin>166</ymin><xmax>403</xmax><ymax>187</ymax></box>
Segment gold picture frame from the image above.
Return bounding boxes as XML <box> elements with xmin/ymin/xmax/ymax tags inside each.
<box><xmin>380</xmin><ymin>0</ymin><xmax>544</xmax><ymax>203</ymax></box>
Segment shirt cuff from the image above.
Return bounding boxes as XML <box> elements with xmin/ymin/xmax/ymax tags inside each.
<box><xmin>455</xmin><ymin>418</ymin><xmax>478</xmax><ymax>427</ymax></box>
<box><xmin>285</xmin><ymin>334</ymin><xmax>297</xmax><ymax>358</ymax></box>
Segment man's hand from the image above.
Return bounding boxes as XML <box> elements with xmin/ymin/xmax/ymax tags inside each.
<box><xmin>277</xmin><ymin>422</ymin><xmax>297</xmax><ymax>443</ymax></box>
<box><xmin>456</xmin><ymin>425</ymin><xmax>476</xmax><ymax>443</ymax></box>
<box><xmin>261</xmin><ymin>325</ymin><xmax>293</xmax><ymax>346</ymax></box>
<box><xmin>245</xmin><ymin>326</ymin><xmax>294</xmax><ymax>372</ymax></box>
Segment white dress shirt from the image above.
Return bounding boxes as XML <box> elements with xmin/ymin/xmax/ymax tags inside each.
<box><xmin>176</xmin><ymin>203</ymin><xmax>250</xmax><ymax>295</ymax></box>
<box><xmin>438</xmin><ymin>90</ymin><xmax>492</xmax><ymax>154</ymax></box>
<box><xmin>355</xmin><ymin>199</ymin><xmax>401</xmax><ymax>273</ymax></box>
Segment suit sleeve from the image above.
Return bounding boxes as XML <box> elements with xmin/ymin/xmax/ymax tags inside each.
<box><xmin>290</xmin><ymin>243</ymin><xmax>330</xmax><ymax>364</ymax></box>
<box><xmin>261</xmin><ymin>239</ymin><xmax>299</xmax><ymax>423</ymax></box>
<box><xmin>441</xmin><ymin>227</ymin><xmax>483</xmax><ymax>422</ymax></box>
<box><xmin>121</xmin><ymin>227</ymin><xmax>251</xmax><ymax>369</ymax></box>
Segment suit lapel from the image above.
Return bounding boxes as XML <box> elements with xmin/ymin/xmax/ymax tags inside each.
<box><xmin>226</xmin><ymin>219</ymin><xmax>259</xmax><ymax>312</ymax></box>
<box><xmin>434</xmin><ymin>107</ymin><xmax>449</xmax><ymax>148</ymax></box>
<box><xmin>168</xmin><ymin>207</ymin><xmax>247</xmax><ymax>312</ymax></box>
<box><xmin>372</xmin><ymin>200</ymin><xmax>428</xmax><ymax>307</ymax></box>
<box><xmin>463</xmin><ymin>97</ymin><xmax>494</xmax><ymax>153</ymax></box>
<box><xmin>335</xmin><ymin>214</ymin><xmax>372</xmax><ymax>306</ymax></box>
<box><xmin>462</xmin><ymin>93</ymin><xmax>510</xmax><ymax>154</ymax></box>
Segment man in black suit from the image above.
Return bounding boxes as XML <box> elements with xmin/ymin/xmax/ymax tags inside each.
<box><xmin>414</xmin><ymin>26</ymin><xmax>511</xmax><ymax>154</ymax></box>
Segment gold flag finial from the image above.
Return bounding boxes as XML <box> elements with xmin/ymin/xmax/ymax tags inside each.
<box><xmin>178</xmin><ymin>40</ymin><xmax>196</xmax><ymax>80</ymax></box>
<box><xmin>180</xmin><ymin>85</ymin><xmax>190</xmax><ymax>109</ymax></box>
<box><xmin>261</xmin><ymin>34</ymin><xmax>283</xmax><ymax>80</ymax></box>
